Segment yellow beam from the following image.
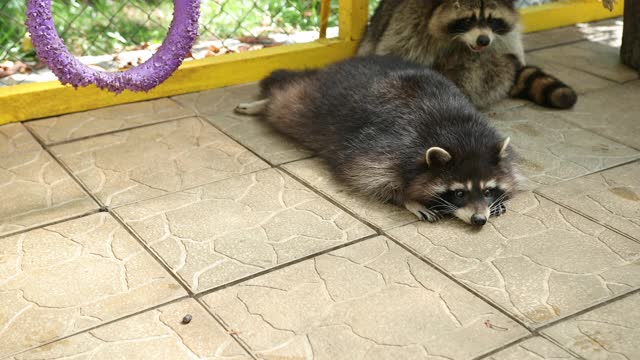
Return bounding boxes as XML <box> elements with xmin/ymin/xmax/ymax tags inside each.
<box><xmin>521</xmin><ymin>0</ymin><xmax>624</xmax><ymax>33</ymax></box>
<box><xmin>339</xmin><ymin>0</ymin><xmax>369</xmax><ymax>41</ymax></box>
<box><xmin>0</xmin><ymin>40</ymin><xmax>358</xmax><ymax>124</ymax></box>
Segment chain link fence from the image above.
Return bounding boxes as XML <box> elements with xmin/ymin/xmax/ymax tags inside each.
<box><xmin>0</xmin><ymin>0</ymin><xmax>551</xmax><ymax>86</ymax></box>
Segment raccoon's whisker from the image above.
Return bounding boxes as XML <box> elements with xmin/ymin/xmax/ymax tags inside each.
<box><xmin>489</xmin><ymin>200</ymin><xmax>506</xmax><ymax>210</ymax></box>
<box><xmin>490</xmin><ymin>195</ymin><xmax>511</xmax><ymax>210</ymax></box>
<box><xmin>430</xmin><ymin>197</ymin><xmax>455</xmax><ymax>205</ymax></box>
<box><xmin>429</xmin><ymin>202</ymin><xmax>457</xmax><ymax>212</ymax></box>
<box><xmin>428</xmin><ymin>193</ymin><xmax>457</xmax><ymax>208</ymax></box>
<box><xmin>430</xmin><ymin>202</ymin><xmax>455</xmax><ymax>208</ymax></box>
<box><xmin>491</xmin><ymin>188</ymin><xmax>513</xmax><ymax>203</ymax></box>
<box><xmin>490</xmin><ymin>196</ymin><xmax>506</xmax><ymax>207</ymax></box>
<box><xmin>429</xmin><ymin>205</ymin><xmax>455</xmax><ymax>213</ymax></box>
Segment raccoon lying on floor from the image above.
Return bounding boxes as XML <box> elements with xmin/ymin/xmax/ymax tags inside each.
<box><xmin>235</xmin><ymin>56</ymin><xmax>522</xmax><ymax>226</ymax></box>
<box><xmin>357</xmin><ymin>0</ymin><xmax>578</xmax><ymax>109</ymax></box>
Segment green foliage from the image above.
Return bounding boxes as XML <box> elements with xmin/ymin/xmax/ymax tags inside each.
<box><xmin>1</xmin><ymin>0</ymin><xmax>30</xmax><ymax>60</ymax></box>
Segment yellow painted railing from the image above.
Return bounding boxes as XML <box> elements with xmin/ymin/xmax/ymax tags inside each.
<box><xmin>0</xmin><ymin>0</ymin><xmax>623</xmax><ymax>124</ymax></box>
<box><xmin>521</xmin><ymin>0</ymin><xmax>623</xmax><ymax>32</ymax></box>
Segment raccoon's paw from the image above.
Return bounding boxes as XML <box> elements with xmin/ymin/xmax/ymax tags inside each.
<box><xmin>490</xmin><ymin>203</ymin><xmax>507</xmax><ymax>217</ymax></box>
<box><xmin>234</xmin><ymin>99</ymin><xmax>268</xmax><ymax>115</ymax></box>
<box><xmin>404</xmin><ymin>201</ymin><xmax>439</xmax><ymax>222</ymax></box>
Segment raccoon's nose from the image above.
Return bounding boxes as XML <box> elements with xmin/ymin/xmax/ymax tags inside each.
<box><xmin>476</xmin><ymin>35</ymin><xmax>490</xmax><ymax>47</ymax></box>
<box><xmin>471</xmin><ymin>214</ymin><xmax>487</xmax><ymax>226</ymax></box>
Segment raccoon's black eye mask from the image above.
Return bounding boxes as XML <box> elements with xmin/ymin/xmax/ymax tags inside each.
<box><xmin>426</xmin><ymin>187</ymin><xmax>509</xmax><ymax>216</ymax></box>
<box><xmin>447</xmin><ymin>16</ymin><xmax>477</xmax><ymax>34</ymax></box>
<box><xmin>446</xmin><ymin>15</ymin><xmax>512</xmax><ymax>35</ymax></box>
<box><xmin>486</xmin><ymin>16</ymin><xmax>511</xmax><ymax>34</ymax></box>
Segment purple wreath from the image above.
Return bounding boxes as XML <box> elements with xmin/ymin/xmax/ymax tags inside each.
<box><xmin>26</xmin><ymin>0</ymin><xmax>200</xmax><ymax>93</ymax></box>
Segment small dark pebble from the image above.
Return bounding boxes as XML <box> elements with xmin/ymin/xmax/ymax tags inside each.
<box><xmin>181</xmin><ymin>314</ymin><xmax>192</xmax><ymax>324</ymax></box>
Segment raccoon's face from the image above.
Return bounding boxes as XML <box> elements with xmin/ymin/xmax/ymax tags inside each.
<box><xmin>429</xmin><ymin>0</ymin><xmax>518</xmax><ymax>52</ymax></box>
<box><xmin>409</xmin><ymin>137</ymin><xmax>519</xmax><ymax>226</ymax></box>
<box><xmin>435</xmin><ymin>178</ymin><xmax>510</xmax><ymax>225</ymax></box>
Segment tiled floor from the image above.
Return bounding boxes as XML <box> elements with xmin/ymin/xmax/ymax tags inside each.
<box><xmin>2</xmin><ymin>18</ymin><xmax>639</xmax><ymax>360</ymax></box>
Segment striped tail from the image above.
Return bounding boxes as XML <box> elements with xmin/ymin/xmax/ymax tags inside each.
<box><xmin>509</xmin><ymin>65</ymin><xmax>578</xmax><ymax>109</ymax></box>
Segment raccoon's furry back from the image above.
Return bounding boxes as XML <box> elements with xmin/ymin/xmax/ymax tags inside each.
<box><xmin>259</xmin><ymin>56</ymin><xmax>514</xmax><ymax>204</ymax></box>
<box><xmin>358</xmin><ymin>0</ymin><xmax>577</xmax><ymax>109</ymax></box>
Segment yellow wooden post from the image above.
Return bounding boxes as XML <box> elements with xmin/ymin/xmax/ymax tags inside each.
<box><xmin>319</xmin><ymin>0</ymin><xmax>331</xmax><ymax>39</ymax></box>
<box><xmin>339</xmin><ymin>0</ymin><xmax>369</xmax><ymax>41</ymax></box>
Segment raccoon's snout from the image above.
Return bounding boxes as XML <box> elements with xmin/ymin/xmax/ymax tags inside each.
<box><xmin>454</xmin><ymin>206</ymin><xmax>491</xmax><ymax>226</ymax></box>
<box><xmin>463</xmin><ymin>29</ymin><xmax>493</xmax><ymax>52</ymax></box>
<box><xmin>471</xmin><ymin>214</ymin><xmax>487</xmax><ymax>226</ymax></box>
<box><xmin>476</xmin><ymin>35</ymin><xmax>490</xmax><ymax>47</ymax></box>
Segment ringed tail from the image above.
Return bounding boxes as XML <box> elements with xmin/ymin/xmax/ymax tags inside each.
<box><xmin>510</xmin><ymin>65</ymin><xmax>578</xmax><ymax>109</ymax></box>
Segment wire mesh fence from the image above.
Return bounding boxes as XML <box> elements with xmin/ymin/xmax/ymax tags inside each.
<box><xmin>0</xmin><ymin>0</ymin><xmax>551</xmax><ymax>86</ymax></box>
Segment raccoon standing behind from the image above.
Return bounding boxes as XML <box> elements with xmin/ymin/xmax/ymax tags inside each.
<box><xmin>357</xmin><ymin>0</ymin><xmax>577</xmax><ymax>109</ymax></box>
<box><xmin>235</xmin><ymin>56</ymin><xmax>521</xmax><ymax>225</ymax></box>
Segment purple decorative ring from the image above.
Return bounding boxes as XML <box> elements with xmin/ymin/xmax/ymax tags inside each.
<box><xmin>26</xmin><ymin>0</ymin><xmax>200</xmax><ymax>93</ymax></box>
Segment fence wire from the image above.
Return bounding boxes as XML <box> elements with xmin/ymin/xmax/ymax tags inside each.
<box><xmin>0</xmin><ymin>0</ymin><xmax>551</xmax><ymax>86</ymax></box>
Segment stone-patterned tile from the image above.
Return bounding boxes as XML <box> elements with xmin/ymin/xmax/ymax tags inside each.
<box><xmin>484</xmin><ymin>53</ymin><xmax>614</xmax><ymax>115</ymax></box>
<box><xmin>0</xmin><ymin>124</ymin><xmax>96</xmax><ymax>237</ymax></box>
<box><xmin>489</xmin><ymin>106</ymin><xmax>639</xmax><ymax>187</ymax></box>
<box><xmin>114</xmin><ymin>168</ymin><xmax>374</xmax><ymax>293</ymax></box>
<box><xmin>485</xmin><ymin>98</ymin><xmax>527</xmax><ymax>114</ymax></box>
<box><xmin>538</xmin><ymin>161</ymin><xmax>640</xmax><ymax>242</ymax></box>
<box><xmin>543</xmin><ymin>293</ymin><xmax>640</xmax><ymax>360</ymax></box>
<box><xmin>172</xmin><ymin>83</ymin><xmax>259</xmax><ymax>117</ymax></box>
<box><xmin>10</xmin><ymin>299</ymin><xmax>250</xmax><ymax>360</ymax></box>
<box><xmin>0</xmin><ymin>123</ymin><xmax>41</xmax><ymax>154</ymax></box>
<box><xmin>555</xmin><ymin>81</ymin><xmax>640</xmax><ymax>150</ymax></box>
<box><xmin>388</xmin><ymin>192</ymin><xmax>640</xmax><ymax>328</ymax></box>
<box><xmin>0</xmin><ymin>213</ymin><xmax>186</xmax><ymax>358</ymax></box>
<box><xmin>201</xmin><ymin>236</ymin><xmax>529</xmax><ymax>359</ymax></box>
<box><xmin>206</xmin><ymin>114</ymin><xmax>312</xmax><ymax>165</ymax></box>
<box><xmin>284</xmin><ymin>158</ymin><xmax>416</xmax><ymax>230</ymax></box>
<box><xmin>523</xmin><ymin>26</ymin><xmax>588</xmax><ymax>52</ymax></box>
<box><xmin>530</xmin><ymin>40</ymin><xmax>638</xmax><ymax>83</ymax></box>
<box><xmin>51</xmin><ymin>117</ymin><xmax>269</xmax><ymax>208</ymax></box>
<box><xmin>482</xmin><ymin>337</ymin><xmax>576</xmax><ymax>359</ymax></box>
<box><xmin>526</xmin><ymin>54</ymin><xmax>616</xmax><ymax>95</ymax></box>
<box><xmin>523</xmin><ymin>18</ymin><xmax>622</xmax><ymax>52</ymax></box>
<box><xmin>25</xmin><ymin>99</ymin><xmax>193</xmax><ymax>145</ymax></box>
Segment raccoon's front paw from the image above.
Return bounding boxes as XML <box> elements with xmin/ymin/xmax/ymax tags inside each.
<box><xmin>404</xmin><ymin>201</ymin><xmax>439</xmax><ymax>222</ymax></box>
<box><xmin>490</xmin><ymin>202</ymin><xmax>507</xmax><ymax>217</ymax></box>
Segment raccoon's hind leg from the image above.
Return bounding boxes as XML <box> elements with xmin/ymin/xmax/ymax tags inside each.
<box><xmin>235</xmin><ymin>99</ymin><xmax>269</xmax><ymax>115</ymax></box>
<box><xmin>259</xmin><ymin>68</ymin><xmax>319</xmax><ymax>97</ymax></box>
<box><xmin>235</xmin><ymin>68</ymin><xmax>319</xmax><ymax>116</ymax></box>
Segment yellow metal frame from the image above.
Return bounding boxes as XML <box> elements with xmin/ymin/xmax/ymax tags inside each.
<box><xmin>0</xmin><ymin>0</ymin><xmax>623</xmax><ymax>124</ymax></box>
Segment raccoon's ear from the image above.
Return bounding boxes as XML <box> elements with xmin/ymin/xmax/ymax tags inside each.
<box><xmin>426</xmin><ymin>147</ymin><xmax>452</xmax><ymax>167</ymax></box>
<box><xmin>498</xmin><ymin>137</ymin><xmax>511</xmax><ymax>159</ymax></box>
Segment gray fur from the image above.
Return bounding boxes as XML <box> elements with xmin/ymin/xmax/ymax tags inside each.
<box><xmin>253</xmin><ymin>56</ymin><xmax>520</xmax><ymax>225</ymax></box>
<box><xmin>358</xmin><ymin>0</ymin><xmax>576</xmax><ymax>109</ymax></box>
